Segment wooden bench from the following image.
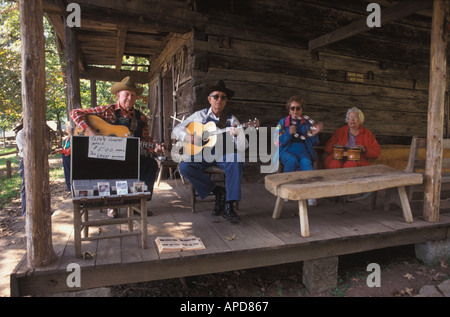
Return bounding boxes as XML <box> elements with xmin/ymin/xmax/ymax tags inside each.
<box><xmin>264</xmin><ymin>164</ymin><xmax>423</xmax><ymax>237</ymax></box>
<box><xmin>384</xmin><ymin>136</ymin><xmax>450</xmax><ymax>211</ymax></box>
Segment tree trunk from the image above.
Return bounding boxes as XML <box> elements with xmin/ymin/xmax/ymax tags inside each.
<box><xmin>19</xmin><ymin>0</ymin><xmax>57</xmax><ymax>268</ymax></box>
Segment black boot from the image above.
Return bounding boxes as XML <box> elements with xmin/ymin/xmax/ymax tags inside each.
<box><xmin>222</xmin><ymin>201</ymin><xmax>240</xmax><ymax>223</ymax></box>
<box><xmin>211</xmin><ymin>186</ymin><xmax>226</xmax><ymax>216</ymax></box>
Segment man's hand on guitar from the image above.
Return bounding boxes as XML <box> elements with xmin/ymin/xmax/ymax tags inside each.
<box><xmin>185</xmin><ymin>133</ymin><xmax>203</xmax><ymax>145</ymax></box>
<box><xmin>84</xmin><ymin>126</ymin><xmax>97</xmax><ymax>136</ymax></box>
<box><xmin>229</xmin><ymin>124</ymin><xmax>241</xmax><ymax>137</ymax></box>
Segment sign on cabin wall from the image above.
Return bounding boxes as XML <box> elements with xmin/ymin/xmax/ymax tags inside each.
<box><xmin>346</xmin><ymin>72</ymin><xmax>364</xmax><ymax>83</ymax></box>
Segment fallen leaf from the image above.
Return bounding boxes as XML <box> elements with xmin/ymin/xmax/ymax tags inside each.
<box><xmin>404</xmin><ymin>287</ymin><xmax>414</xmax><ymax>296</ymax></box>
<box><xmin>224</xmin><ymin>234</ymin><xmax>238</xmax><ymax>241</ymax></box>
<box><xmin>403</xmin><ymin>273</ymin><xmax>415</xmax><ymax>280</ymax></box>
<box><xmin>82</xmin><ymin>251</ymin><xmax>95</xmax><ymax>260</ymax></box>
<box><xmin>440</xmin><ymin>259</ymin><xmax>448</xmax><ymax>269</ymax></box>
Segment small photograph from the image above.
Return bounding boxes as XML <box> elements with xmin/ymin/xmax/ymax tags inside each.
<box><xmin>98</xmin><ymin>182</ymin><xmax>110</xmax><ymax>196</ymax></box>
<box><xmin>79</xmin><ymin>190</ymin><xmax>88</xmax><ymax>197</ymax></box>
<box><xmin>133</xmin><ymin>181</ymin><xmax>145</xmax><ymax>193</ymax></box>
<box><xmin>116</xmin><ymin>180</ymin><xmax>128</xmax><ymax>195</ymax></box>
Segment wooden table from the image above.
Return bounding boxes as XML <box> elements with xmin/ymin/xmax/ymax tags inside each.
<box><xmin>72</xmin><ymin>192</ymin><xmax>150</xmax><ymax>258</ymax></box>
<box><xmin>264</xmin><ymin>164</ymin><xmax>423</xmax><ymax>237</ymax></box>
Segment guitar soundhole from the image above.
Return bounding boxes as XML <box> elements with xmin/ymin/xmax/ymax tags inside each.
<box><xmin>202</xmin><ymin>131</ymin><xmax>210</xmax><ymax>141</ymax></box>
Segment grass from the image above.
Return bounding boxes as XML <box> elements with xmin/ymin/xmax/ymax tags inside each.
<box><xmin>0</xmin><ymin>146</ymin><xmax>64</xmax><ymax>208</ymax></box>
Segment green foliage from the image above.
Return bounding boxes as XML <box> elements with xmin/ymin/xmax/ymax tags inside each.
<box><xmin>0</xmin><ymin>147</ymin><xmax>64</xmax><ymax>208</ymax></box>
<box><xmin>0</xmin><ymin>1</ymin><xmax>22</xmax><ymax>128</ymax></box>
<box><xmin>0</xmin><ymin>1</ymin><xmax>150</xmax><ymax>130</ymax></box>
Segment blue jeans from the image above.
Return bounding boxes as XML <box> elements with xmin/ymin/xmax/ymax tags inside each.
<box><xmin>179</xmin><ymin>153</ymin><xmax>244</xmax><ymax>201</ymax></box>
<box><xmin>19</xmin><ymin>158</ymin><xmax>26</xmax><ymax>216</ymax></box>
<box><xmin>62</xmin><ymin>154</ymin><xmax>71</xmax><ymax>192</ymax></box>
<box><xmin>280</xmin><ymin>143</ymin><xmax>314</xmax><ymax>172</ymax></box>
<box><xmin>139</xmin><ymin>156</ymin><xmax>159</xmax><ymax>200</ymax></box>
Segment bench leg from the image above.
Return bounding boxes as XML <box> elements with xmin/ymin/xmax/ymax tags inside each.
<box><xmin>156</xmin><ymin>166</ymin><xmax>163</xmax><ymax>187</ymax></box>
<box><xmin>272</xmin><ymin>196</ymin><xmax>284</xmax><ymax>219</ymax></box>
<box><xmin>397</xmin><ymin>186</ymin><xmax>413</xmax><ymax>223</ymax></box>
<box><xmin>299</xmin><ymin>200</ymin><xmax>310</xmax><ymax>237</ymax></box>
<box><xmin>141</xmin><ymin>198</ymin><xmax>148</xmax><ymax>249</ymax></box>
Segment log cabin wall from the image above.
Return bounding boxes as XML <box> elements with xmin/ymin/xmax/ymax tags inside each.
<box><xmin>147</xmin><ymin>0</ymin><xmax>446</xmax><ymax>146</ymax></box>
<box><xmin>148</xmin><ymin>32</ymin><xmax>194</xmax><ymax>144</ymax></box>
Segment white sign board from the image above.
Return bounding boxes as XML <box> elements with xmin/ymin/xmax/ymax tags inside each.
<box><xmin>88</xmin><ymin>136</ymin><xmax>127</xmax><ymax>161</ymax></box>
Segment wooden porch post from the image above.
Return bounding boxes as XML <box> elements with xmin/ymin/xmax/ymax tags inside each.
<box><xmin>424</xmin><ymin>0</ymin><xmax>449</xmax><ymax>222</ymax></box>
<box><xmin>64</xmin><ymin>19</ymin><xmax>82</xmax><ymax>113</ymax></box>
<box><xmin>19</xmin><ymin>0</ymin><xmax>57</xmax><ymax>268</ymax></box>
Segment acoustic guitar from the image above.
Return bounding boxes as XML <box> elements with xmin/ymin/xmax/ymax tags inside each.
<box><xmin>74</xmin><ymin>114</ymin><xmax>158</xmax><ymax>154</ymax></box>
<box><xmin>183</xmin><ymin>118</ymin><xmax>259</xmax><ymax>156</ymax></box>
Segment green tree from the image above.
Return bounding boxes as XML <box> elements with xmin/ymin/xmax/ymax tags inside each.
<box><xmin>0</xmin><ymin>1</ymin><xmax>22</xmax><ymax>130</ymax></box>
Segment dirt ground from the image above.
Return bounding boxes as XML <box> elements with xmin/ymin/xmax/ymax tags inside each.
<box><xmin>110</xmin><ymin>246</ymin><xmax>450</xmax><ymax>297</ymax></box>
<box><xmin>1</xmin><ymin>158</ymin><xmax>450</xmax><ymax>297</ymax></box>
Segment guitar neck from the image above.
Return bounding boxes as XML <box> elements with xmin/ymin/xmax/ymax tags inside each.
<box><xmin>211</xmin><ymin>123</ymin><xmax>247</xmax><ymax>136</ymax></box>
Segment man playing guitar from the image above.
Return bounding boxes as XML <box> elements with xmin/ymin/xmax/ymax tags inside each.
<box><xmin>71</xmin><ymin>76</ymin><xmax>164</xmax><ymax>218</ymax></box>
<box><xmin>172</xmin><ymin>80</ymin><xmax>247</xmax><ymax>223</ymax></box>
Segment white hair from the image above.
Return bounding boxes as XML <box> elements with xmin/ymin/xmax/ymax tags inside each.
<box><xmin>346</xmin><ymin>107</ymin><xmax>364</xmax><ymax>124</ymax></box>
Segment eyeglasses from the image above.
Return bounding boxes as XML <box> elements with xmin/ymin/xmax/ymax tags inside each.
<box><xmin>346</xmin><ymin>116</ymin><xmax>359</xmax><ymax>121</ymax></box>
<box><xmin>290</xmin><ymin>106</ymin><xmax>302</xmax><ymax>111</ymax></box>
<box><xmin>210</xmin><ymin>94</ymin><xmax>228</xmax><ymax>101</ymax></box>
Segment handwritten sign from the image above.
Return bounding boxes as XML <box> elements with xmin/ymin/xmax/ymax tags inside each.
<box><xmin>88</xmin><ymin>136</ymin><xmax>127</xmax><ymax>161</ymax></box>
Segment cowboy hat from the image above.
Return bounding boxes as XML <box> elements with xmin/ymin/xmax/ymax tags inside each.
<box><xmin>111</xmin><ymin>76</ymin><xmax>144</xmax><ymax>96</ymax></box>
<box><xmin>201</xmin><ymin>80</ymin><xmax>235</xmax><ymax>100</ymax></box>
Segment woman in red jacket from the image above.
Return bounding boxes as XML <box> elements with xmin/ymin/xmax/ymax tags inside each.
<box><xmin>324</xmin><ymin>107</ymin><xmax>380</xmax><ymax>169</ymax></box>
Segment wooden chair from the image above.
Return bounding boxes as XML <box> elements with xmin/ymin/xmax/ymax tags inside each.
<box><xmin>384</xmin><ymin>136</ymin><xmax>450</xmax><ymax>211</ymax></box>
<box><xmin>155</xmin><ymin>158</ymin><xmax>183</xmax><ymax>187</ymax></box>
<box><xmin>190</xmin><ymin>166</ymin><xmax>239</xmax><ymax>213</ymax></box>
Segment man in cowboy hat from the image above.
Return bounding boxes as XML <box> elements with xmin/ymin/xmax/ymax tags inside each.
<box><xmin>172</xmin><ymin>80</ymin><xmax>247</xmax><ymax>223</ymax></box>
<box><xmin>71</xmin><ymin>76</ymin><xmax>163</xmax><ymax>218</ymax></box>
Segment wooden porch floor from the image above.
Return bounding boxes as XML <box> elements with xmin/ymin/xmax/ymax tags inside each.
<box><xmin>10</xmin><ymin>180</ymin><xmax>450</xmax><ymax>296</ymax></box>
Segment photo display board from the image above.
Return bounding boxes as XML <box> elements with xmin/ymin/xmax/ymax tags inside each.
<box><xmin>71</xmin><ymin>135</ymin><xmax>140</xmax><ymax>180</ymax></box>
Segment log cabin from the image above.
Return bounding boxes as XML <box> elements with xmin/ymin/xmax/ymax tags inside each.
<box><xmin>43</xmin><ymin>0</ymin><xmax>442</xmax><ymax>144</ymax></box>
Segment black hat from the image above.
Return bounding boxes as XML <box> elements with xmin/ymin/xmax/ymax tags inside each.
<box><xmin>201</xmin><ymin>80</ymin><xmax>235</xmax><ymax>100</ymax></box>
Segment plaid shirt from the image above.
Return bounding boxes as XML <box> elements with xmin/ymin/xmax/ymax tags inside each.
<box><xmin>71</xmin><ymin>104</ymin><xmax>154</xmax><ymax>151</ymax></box>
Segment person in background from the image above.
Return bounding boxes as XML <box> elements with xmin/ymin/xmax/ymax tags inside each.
<box><xmin>71</xmin><ymin>76</ymin><xmax>164</xmax><ymax>218</ymax></box>
<box><xmin>324</xmin><ymin>107</ymin><xmax>380</xmax><ymax>169</ymax></box>
<box><xmin>273</xmin><ymin>95</ymin><xmax>323</xmax><ymax>206</ymax></box>
<box><xmin>57</xmin><ymin>123</ymin><xmax>71</xmax><ymax>192</ymax></box>
<box><xmin>16</xmin><ymin>128</ymin><xmax>25</xmax><ymax>216</ymax></box>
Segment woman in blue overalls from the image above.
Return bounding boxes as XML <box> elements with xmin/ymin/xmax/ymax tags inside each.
<box><xmin>274</xmin><ymin>96</ymin><xmax>323</xmax><ymax>205</ymax></box>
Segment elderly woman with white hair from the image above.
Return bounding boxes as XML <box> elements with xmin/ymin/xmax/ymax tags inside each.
<box><xmin>324</xmin><ymin>107</ymin><xmax>380</xmax><ymax>169</ymax></box>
